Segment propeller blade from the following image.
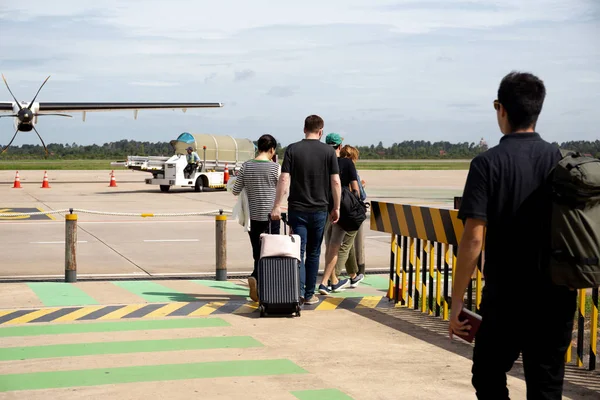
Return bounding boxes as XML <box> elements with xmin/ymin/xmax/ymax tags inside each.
<box><xmin>1</xmin><ymin>126</ymin><xmax>20</xmax><ymax>154</ymax></box>
<box><xmin>32</xmin><ymin>125</ymin><xmax>49</xmax><ymax>158</ymax></box>
<box><xmin>35</xmin><ymin>113</ymin><xmax>72</xmax><ymax>118</ymax></box>
<box><xmin>0</xmin><ymin>114</ymin><xmax>18</xmax><ymax>118</ymax></box>
<box><xmin>28</xmin><ymin>75</ymin><xmax>51</xmax><ymax>108</ymax></box>
<box><xmin>1</xmin><ymin>74</ymin><xmax>22</xmax><ymax>110</ymax></box>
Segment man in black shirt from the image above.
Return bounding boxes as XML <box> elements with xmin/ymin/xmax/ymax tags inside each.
<box><xmin>450</xmin><ymin>71</ymin><xmax>576</xmax><ymax>399</ymax></box>
<box><xmin>272</xmin><ymin>115</ymin><xmax>341</xmax><ymax>305</ymax></box>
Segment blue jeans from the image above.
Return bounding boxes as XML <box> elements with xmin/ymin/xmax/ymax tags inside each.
<box><xmin>287</xmin><ymin>210</ymin><xmax>328</xmax><ymax>299</ymax></box>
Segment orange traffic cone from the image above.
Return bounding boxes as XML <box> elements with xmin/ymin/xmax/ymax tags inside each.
<box><xmin>224</xmin><ymin>163</ymin><xmax>229</xmax><ymax>183</ymax></box>
<box><xmin>109</xmin><ymin>170</ymin><xmax>117</xmax><ymax>187</ymax></box>
<box><xmin>41</xmin><ymin>171</ymin><xmax>50</xmax><ymax>188</ymax></box>
<box><xmin>12</xmin><ymin>171</ymin><xmax>22</xmax><ymax>188</ymax></box>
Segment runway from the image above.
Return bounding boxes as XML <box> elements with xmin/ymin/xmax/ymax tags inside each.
<box><xmin>0</xmin><ymin>169</ymin><xmax>467</xmax><ymax>279</ymax></box>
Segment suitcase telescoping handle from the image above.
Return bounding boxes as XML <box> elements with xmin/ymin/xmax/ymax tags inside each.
<box><xmin>267</xmin><ymin>213</ymin><xmax>288</xmax><ymax>235</ymax></box>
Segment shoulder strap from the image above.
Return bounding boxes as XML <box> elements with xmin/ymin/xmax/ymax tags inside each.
<box><xmin>559</xmin><ymin>149</ymin><xmax>571</xmax><ymax>158</ymax></box>
<box><xmin>559</xmin><ymin>148</ymin><xmax>578</xmax><ymax>158</ymax></box>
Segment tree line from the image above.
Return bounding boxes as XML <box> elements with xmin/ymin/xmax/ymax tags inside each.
<box><xmin>1</xmin><ymin>139</ymin><xmax>599</xmax><ymax>160</ymax></box>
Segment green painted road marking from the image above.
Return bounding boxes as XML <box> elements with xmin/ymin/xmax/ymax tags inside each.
<box><xmin>0</xmin><ymin>336</ymin><xmax>262</xmax><ymax>361</ymax></box>
<box><xmin>313</xmin><ymin>285</ymin><xmax>372</xmax><ymax>298</ymax></box>
<box><xmin>325</xmin><ymin>290</ymin><xmax>374</xmax><ymax>298</ymax></box>
<box><xmin>360</xmin><ymin>275</ymin><xmax>391</xmax><ymax>291</ymax></box>
<box><xmin>192</xmin><ymin>280</ymin><xmax>249</xmax><ymax>297</ymax></box>
<box><xmin>292</xmin><ymin>389</ymin><xmax>354</xmax><ymax>400</ymax></box>
<box><xmin>0</xmin><ymin>359</ymin><xmax>307</xmax><ymax>392</ymax></box>
<box><xmin>112</xmin><ymin>281</ymin><xmax>198</xmax><ymax>303</ymax></box>
<box><xmin>0</xmin><ymin>318</ymin><xmax>229</xmax><ymax>338</ymax></box>
<box><xmin>26</xmin><ymin>283</ymin><xmax>99</xmax><ymax>307</ymax></box>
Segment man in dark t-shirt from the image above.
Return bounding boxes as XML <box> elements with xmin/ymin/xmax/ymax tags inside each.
<box><xmin>449</xmin><ymin>72</ymin><xmax>576</xmax><ymax>399</ymax></box>
<box><xmin>272</xmin><ymin>115</ymin><xmax>341</xmax><ymax>305</ymax></box>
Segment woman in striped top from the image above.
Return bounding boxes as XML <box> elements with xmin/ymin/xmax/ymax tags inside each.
<box><xmin>232</xmin><ymin>134</ymin><xmax>281</xmax><ymax>302</ymax></box>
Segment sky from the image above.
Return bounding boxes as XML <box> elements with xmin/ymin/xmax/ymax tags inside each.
<box><xmin>0</xmin><ymin>0</ymin><xmax>599</xmax><ymax>148</ymax></box>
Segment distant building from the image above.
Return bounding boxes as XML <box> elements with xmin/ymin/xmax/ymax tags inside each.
<box><xmin>439</xmin><ymin>150</ymin><xmax>447</xmax><ymax>156</ymax></box>
<box><xmin>478</xmin><ymin>137</ymin><xmax>488</xmax><ymax>152</ymax></box>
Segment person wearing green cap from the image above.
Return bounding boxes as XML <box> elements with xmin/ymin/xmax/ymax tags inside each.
<box><xmin>318</xmin><ymin>133</ymin><xmax>365</xmax><ymax>295</ymax></box>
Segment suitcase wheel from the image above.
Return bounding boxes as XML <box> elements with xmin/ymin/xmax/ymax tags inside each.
<box><xmin>259</xmin><ymin>305</ymin><xmax>266</xmax><ymax>318</ymax></box>
<box><xmin>295</xmin><ymin>304</ymin><xmax>301</xmax><ymax>317</ymax></box>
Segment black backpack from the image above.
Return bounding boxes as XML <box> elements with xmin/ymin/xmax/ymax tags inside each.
<box><xmin>337</xmin><ymin>186</ymin><xmax>369</xmax><ymax>232</ymax></box>
<box><xmin>548</xmin><ymin>150</ymin><xmax>600</xmax><ymax>289</ymax></box>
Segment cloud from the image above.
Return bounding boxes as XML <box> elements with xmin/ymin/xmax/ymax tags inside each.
<box><xmin>377</xmin><ymin>1</ymin><xmax>505</xmax><ymax>12</ymax></box>
<box><xmin>266</xmin><ymin>86</ymin><xmax>296</xmax><ymax>98</ymax></box>
<box><xmin>447</xmin><ymin>103</ymin><xmax>481</xmax><ymax>110</ymax></box>
<box><xmin>204</xmin><ymin>73</ymin><xmax>218</xmax><ymax>84</ymax></box>
<box><xmin>0</xmin><ymin>0</ymin><xmax>598</xmax><ymax>147</ymax></box>
<box><xmin>129</xmin><ymin>81</ymin><xmax>180</xmax><ymax>87</ymax></box>
<box><xmin>234</xmin><ymin>69</ymin><xmax>256</xmax><ymax>82</ymax></box>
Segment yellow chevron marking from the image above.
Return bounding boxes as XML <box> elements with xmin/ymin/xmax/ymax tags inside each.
<box><xmin>37</xmin><ymin>207</ymin><xmax>57</xmax><ymax>221</ymax></box>
<box><xmin>410</xmin><ymin>205</ymin><xmax>427</xmax><ymax>239</ymax></box>
<box><xmin>358</xmin><ymin>296</ymin><xmax>382</xmax><ymax>309</ymax></box>
<box><xmin>232</xmin><ymin>302</ymin><xmax>259</xmax><ymax>314</ymax></box>
<box><xmin>0</xmin><ymin>310</ymin><xmax>15</xmax><ymax>318</ymax></box>
<box><xmin>429</xmin><ymin>208</ymin><xmax>447</xmax><ymax>245</ymax></box>
<box><xmin>450</xmin><ymin>211</ymin><xmax>464</xmax><ymax>245</ymax></box>
<box><xmin>577</xmin><ymin>289</ymin><xmax>586</xmax><ymax>367</ymax></box>
<box><xmin>189</xmin><ymin>301</ymin><xmax>226</xmax><ymax>316</ymax></box>
<box><xmin>590</xmin><ymin>296</ymin><xmax>598</xmax><ymax>361</ymax></box>
<box><xmin>98</xmin><ymin>304</ymin><xmax>146</xmax><ymax>320</ymax></box>
<box><xmin>476</xmin><ymin>268</ymin><xmax>483</xmax><ymax>311</ymax></box>
<box><xmin>0</xmin><ymin>208</ymin><xmax>28</xmax><ymax>220</ymax></box>
<box><xmin>315</xmin><ymin>297</ymin><xmax>344</xmax><ymax>311</ymax></box>
<box><xmin>54</xmin><ymin>305</ymin><xmax>105</xmax><ymax>322</ymax></box>
<box><xmin>393</xmin><ymin>203</ymin><xmax>410</xmax><ymax>236</ymax></box>
<box><xmin>378</xmin><ymin>202</ymin><xmax>393</xmax><ymax>233</ymax></box>
<box><xmin>144</xmin><ymin>302</ymin><xmax>188</xmax><ymax>318</ymax></box>
<box><xmin>443</xmin><ymin>244</ymin><xmax>450</xmax><ymax>321</ymax></box>
<box><xmin>3</xmin><ymin>308</ymin><xmax>60</xmax><ymax>325</ymax></box>
<box><xmin>428</xmin><ymin>241</ymin><xmax>435</xmax><ymax>315</ymax></box>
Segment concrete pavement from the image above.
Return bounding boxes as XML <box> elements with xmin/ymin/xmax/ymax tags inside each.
<box><xmin>1</xmin><ymin>279</ymin><xmax>596</xmax><ymax>399</ymax></box>
<box><xmin>0</xmin><ymin>169</ymin><xmax>466</xmax><ymax>279</ymax></box>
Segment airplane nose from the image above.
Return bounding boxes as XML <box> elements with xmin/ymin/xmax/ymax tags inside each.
<box><xmin>17</xmin><ymin>108</ymin><xmax>33</xmax><ymax>123</ymax></box>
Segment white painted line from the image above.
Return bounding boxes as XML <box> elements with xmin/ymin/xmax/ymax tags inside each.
<box><xmin>143</xmin><ymin>239</ymin><xmax>200</xmax><ymax>243</ymax></box>
<box><xmin>0</xmin><ymin>272</ymin><xmax>148</xmax><ymax>279</ymax></box>
<box><xmin>29</xmin><ymin>241</ymin><xmax>89</xmax><ymax>244</ymax></box>
<box><xmin>0</xmin><ymin>220</ymin><xmax>219</xmax><ymax>226</ymax></box>
<box><xmin>149</xmin><ymin>271</ymin><xmax>254</xmax><ymax>277</ymax></box>
<box><xmin>366</xmin><ymin>235</ymin><xmax>392</xmax><ymax>239</ymax></box>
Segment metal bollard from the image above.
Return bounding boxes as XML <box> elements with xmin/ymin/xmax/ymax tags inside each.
<box><xmin>215</xmin><ymin>209</ymin><xmax>227</xmax><ymax>281</ymax></box>
<box><xmin>65</xmin><ymin>213</ymin><xmax>78</xmax><ymax>283</ymax></box>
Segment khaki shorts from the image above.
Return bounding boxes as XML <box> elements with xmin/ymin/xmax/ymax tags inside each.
<box><xmin>324</xmin><ymin>218</ymin><xmax>359</xmax><ymax>276</ymax></box>
<box><xmin>324</xmin><ymin>218</ymin><xmax>348</xmax><ymax>247</ymax></box>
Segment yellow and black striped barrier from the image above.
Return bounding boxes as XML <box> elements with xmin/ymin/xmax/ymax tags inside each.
<box><xmin>370</xmin><ymin>200</ymin><xmax>483</xmax><ymax>319</ymax></box>
<box><xmin>370</xmin><ymin>200</ymin><xmax>599</xmax><ymax>372</ymax></box>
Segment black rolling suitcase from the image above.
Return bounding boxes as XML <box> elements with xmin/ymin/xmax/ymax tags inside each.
<box><xmin>257</xmin><ymin>214</ymin><xmax>302</xmax><ymax>317</ymax></box>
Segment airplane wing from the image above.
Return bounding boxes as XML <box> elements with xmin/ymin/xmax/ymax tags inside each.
<box><xmin>37</xmin><ymin>102</ymin><xmax>223</xmax><ymax>112</ymax></box>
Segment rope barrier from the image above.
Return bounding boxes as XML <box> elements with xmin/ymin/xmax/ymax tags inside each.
<box><xmin>0</xmin><ymin>209</ymin><xmax>232</xmax><ymax>218</ymax></box>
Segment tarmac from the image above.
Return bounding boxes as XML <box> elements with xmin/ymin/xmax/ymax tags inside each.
<box><xmin>1</xmin><ymin>169</ymin><xmax>598</xmax><ymax>399</ymax></box>
<box><xmin>0</xmin><ymin>169</ymin><xmax>465</xmax><ymax>279</ymax></box>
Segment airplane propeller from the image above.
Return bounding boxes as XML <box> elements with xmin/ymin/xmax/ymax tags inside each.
<box><xmin>1</xmin><ymin>74</ymin><xmax>71</xmax><ymax>157</ymax></box>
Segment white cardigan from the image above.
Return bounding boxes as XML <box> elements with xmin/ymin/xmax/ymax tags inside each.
<box><xmin>228</xmin><ymin>177</ymin><xmax>251</xmax><ymax>232</ymax></box>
